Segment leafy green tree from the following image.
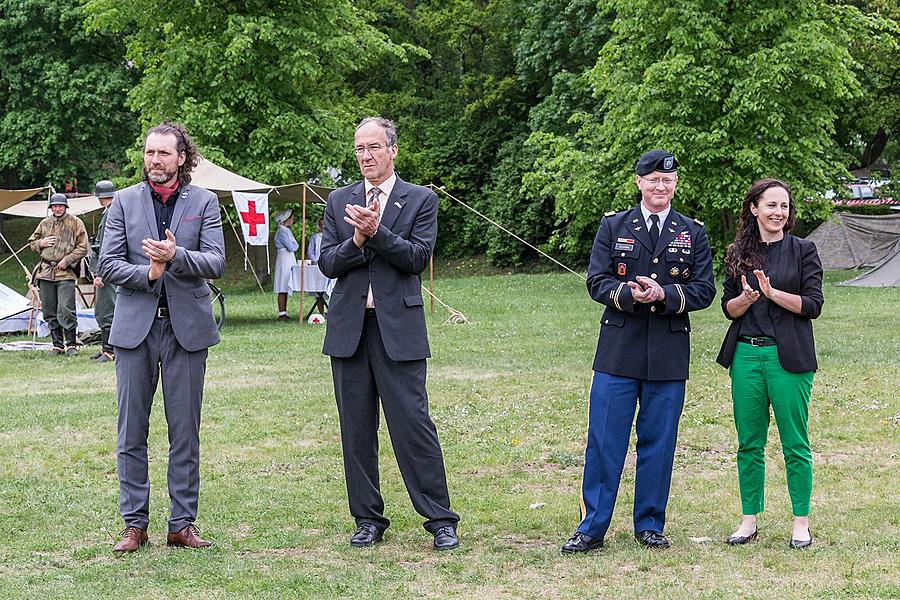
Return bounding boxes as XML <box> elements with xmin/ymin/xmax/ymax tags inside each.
<box><xmin>83</xmin><ymin>0</ymin><xmax>409</xmax><ymax>184</ymax></box>
<box><xmin>834</xmin><ymin>0</ymin><xmax>900</xmax><ymax>175</ymax></box>
<box><xmin>528</xmin><ymin>0</ymin><xmax>880</xmax><ymax>262</ymax></box>
<box><xmin>0</xmin><ymin>0</ymin><xmax>138</xmax><ymax>188</ymax></box>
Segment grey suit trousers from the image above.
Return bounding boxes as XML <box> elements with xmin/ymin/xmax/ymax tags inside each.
<box><xmin>115</xmin><ymin>317</ymin><xmax>207</xmax><ymax>533</ymax></box>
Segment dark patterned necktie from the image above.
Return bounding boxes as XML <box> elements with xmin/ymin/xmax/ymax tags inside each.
<box><xmin>368</xmin><ymin>187</ymin><xmax>381</xmax><ymax>208</ymax></box>
<box><xmin>649</xmin><ymin>213</ymin><xmax>660</xmax><ymax>249</ymax></box>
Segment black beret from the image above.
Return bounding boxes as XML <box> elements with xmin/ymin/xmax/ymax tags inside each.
<box><xmin>635</xmin><ymin>150</ymin><xmax>678</xmax><ymax>176</ymax></box>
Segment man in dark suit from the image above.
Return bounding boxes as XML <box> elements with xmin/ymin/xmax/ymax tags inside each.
<box><xmin>561</xmin><ymin>150</ymin><xmax>716</xmax><ymax>554</ymax></box>
<box><xmin>99</xmin><ymin>122</ymin><xmax>225</xmax><ymax>552</ymax></box>
<box><xmin>319</xmin><ymin>117</ymin><xmax>459</xmax><ymax>551</ymax></box>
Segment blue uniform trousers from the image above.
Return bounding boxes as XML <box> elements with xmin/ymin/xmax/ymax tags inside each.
<box><xmin>577</xmin><ymin>371</ymin><xmax>685</xmax><ymax>539</ymax></box>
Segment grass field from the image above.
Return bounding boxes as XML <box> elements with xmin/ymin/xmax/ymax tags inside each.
<box><xmin>0</xmin><ymin>216</ymin><xmax>898</xmax><ymax>599</ymax></box>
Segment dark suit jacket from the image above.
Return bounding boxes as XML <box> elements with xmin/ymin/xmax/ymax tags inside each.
<box><xmin>587</xmin><ymin>205</ymin><xmax>716</xmax><ymax>380</ymax></box>
<box><xmin>716</xmin><ymin>233</ymin><xmax>823</xmax><ymax>373</ymax></box>
<box><xmin>99</xmin><ymin>182</ymin><xmax>226</xmax><ymax>352</ymax></box>
<box><xmin>319</xmin><ymin>177</ymin><xmax>436</xmax><ymax>361</ymax></box>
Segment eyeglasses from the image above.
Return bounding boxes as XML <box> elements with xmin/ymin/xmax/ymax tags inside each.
<box><xmin>353</xmin><ymin>144</ymin><xmax>385</xmax><ymax>156</ymax></box>
<box><xmin>642</xmin><ymin>176</ymin><xmax>677</xmax><ymax>187</ymax></box>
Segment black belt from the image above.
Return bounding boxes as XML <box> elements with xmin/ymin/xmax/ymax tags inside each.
<box><xmin>364</xmin><ymin>308</ymin><xmax>377</xmax><ymax>318</ymax></box>
<box><xmin>155</xmin><ymin>306</ymin><xmax>169</xmax><ymax>319</ymax></box>
<box><xmin>738</xmin><ymin>336</ymin><xmax>776</xmax><ymax>347</ymax></box>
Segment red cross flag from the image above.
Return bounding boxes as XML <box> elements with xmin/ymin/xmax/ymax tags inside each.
<box><xmin>233</xmin><ymin>191</ymin><xmax>270</xmax><ymax>246</ymax></box>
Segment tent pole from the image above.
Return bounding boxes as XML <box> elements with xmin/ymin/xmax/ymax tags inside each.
<box><xmin>0</xmin><ymin>231</ymin><xmax>32</xmax><ymax>282</ymax></box>
<box><xmin>299</xmin><ymin>184</ymin><xmax>307</xmax><ymax>323</ymax></box>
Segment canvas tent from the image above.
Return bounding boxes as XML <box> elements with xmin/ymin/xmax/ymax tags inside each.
<box><xmin>805</xmin><ymin>212</ymin><xmax>900</xmax><ymax>270</ymax></box>
<box><xmin>2</xmin><ymin>195</ymin><xmax>103</xmax><ymax>218</ymax></box>
<box><xmin>0</xmin><ymin>187</ymin><xmax>45</xmax><ymax>212</ymax></box>
<box><xmin>191</xmin><ymin>158</ymin><xmax>333</xmax><ymax>206</ymax></box>
<box><xmin>839</xmin><ymin>250</ymin><xmax>900</xmax><ymax>287</ymax></box>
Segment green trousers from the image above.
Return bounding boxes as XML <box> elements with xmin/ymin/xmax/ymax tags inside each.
<box><xmin>94</xmin><ymin>282</ymin><xmax>116</xmax><ymax>330</ymax></box>
<box><xmin>38</xmin><ymin>279</ymin><xmax>77</xmax><ymax>332</ymax></box>
<box><xmin>730</xmin><ymin>341</ymin><xmax>814</xmax><ymax>517</ymax></box>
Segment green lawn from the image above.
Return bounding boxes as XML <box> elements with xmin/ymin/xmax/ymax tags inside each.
<box><xmin>0</xmin><ymin>217</ymin><xmax>898</xmax><ymax>599</ymax></box>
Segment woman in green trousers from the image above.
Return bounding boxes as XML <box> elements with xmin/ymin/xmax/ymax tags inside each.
<box><xmin>716</xmin><ymin>179</ymin><xmax>824</xmax><ymax>549</ymax></box>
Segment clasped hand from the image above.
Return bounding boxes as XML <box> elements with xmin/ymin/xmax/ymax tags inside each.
<box><xmin>739</xmin><ymin>274</ymin><xmax>760</xmax><ymax>305</ymax></box>
<box><xmin>143</xmin><ymin>229</ymin><xmax>177</xmax><ymax>281</ymax></box>
<box><xmin>628</xmin><ymin>275</ymin><xmax>665</xmax><ymax>304</ymax></box>
<box><xmin>345</xmin><ymin>199</ymin><xmax>380</xmax><ymax>247</ymax></box>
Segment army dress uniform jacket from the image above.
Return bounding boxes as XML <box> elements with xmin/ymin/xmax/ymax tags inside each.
<box><xmin>586</xmin><ymin>205</ymin><xmax>716</xmax><ymax>381</ymax></box>
<box><xmin>27</xmin><ymin>213</ymin><xmax>89</xmax><ymax>282</ymax></box>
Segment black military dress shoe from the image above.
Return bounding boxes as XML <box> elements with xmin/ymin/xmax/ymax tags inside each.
<box><xmin>561</xmin><ymin>532</ymin><xmax>604</xmax><ymax>554</ymax></box>
<box><xmin>432</xmin><ymin>525</ymin><xmax>459</xmax><ymax>551</ymax></box>
<box><xmin>726</xmin><ymin>528</ymin><xmax>758</xmax><ymax>545</ymax></box>
<box><xmin>350</xmin><ymin>523</ymin><xmax>383</xmax><ymax>547</ymax></box>
<box><xmin>635</xmin><ymin>530</ymin><xmax>670</xmax><ymax>549</ymax></box>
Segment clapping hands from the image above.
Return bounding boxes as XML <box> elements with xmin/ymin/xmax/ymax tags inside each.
<box><xmin>629</xmin><ymin>275</ymin><xmax>666</xmax><ymax>303</ymax></box>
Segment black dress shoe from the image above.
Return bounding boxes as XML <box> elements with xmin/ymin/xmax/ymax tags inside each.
<box><xmin>350</xmin><ymin>523</ymin><xmax>383</xmax><ymax>547</ymax></box>
<box><xmin>432</xmin><ymin>525</ymin><xmax>459</xmax><ymax>551</ymax></box>
<box><xmin>561</xmin><ymin>532</ymin><xmax>604</xmax><ymax>554</ymax></box>
<box><xmin>726</xmin><ymin>529</ymin><xmax>758</xmax><ymax>545</ymax></box>
<box><xmin>635</xmin><ymin>530</ymin><xmax>670</xmax><ymax>549</ymax></box>
<box><xmin>789</xmin><ymin>532</ymin><xmax>813</xmax><ymax>549</ymax></box>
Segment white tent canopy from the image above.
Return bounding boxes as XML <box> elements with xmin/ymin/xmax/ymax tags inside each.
<box><xmin>2</xmin><ymin>195</ymin><xmax>103</xmax><ymax>218</ymax></box>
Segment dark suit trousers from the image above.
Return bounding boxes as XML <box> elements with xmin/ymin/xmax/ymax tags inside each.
<box><xmin>331</xmin><ymin>314</ymin><xmax>458</xmax><ymax>533</ymax></box>
<box><xmin>115</xmin><ymin>317</ymin><xmax>207</xmax><ymax>533</ymax></box>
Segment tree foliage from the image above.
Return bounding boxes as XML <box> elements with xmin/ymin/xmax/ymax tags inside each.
<box><xmin>0</xmin><ymin>0</ymin><xmax>138</xmax><ymax>188</ymax></box>
<box><xmin>82</xmin><ymin>0</ymin><xmax>410</xmax><ymax>185</ymax></box>
<box><xmin>528</xmin><ymin>0</ymin><xmax>884</xmax><ymax>261</ymax></box>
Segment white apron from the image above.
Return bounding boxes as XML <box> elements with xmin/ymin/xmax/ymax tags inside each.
<box><xmin>273</xmin><ymin>248</ymin><xmax>299</xmax><ymax>294</ymax></box>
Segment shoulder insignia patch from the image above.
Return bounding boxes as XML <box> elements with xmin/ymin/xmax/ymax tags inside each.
<box><xmin>693</xmin><ymin>217</ymin><xmax>705</xmax><ymax>227</ymax></box>
<box><xmin>604</xmin><ymin>211</ymin><xmax>617</xmax><ymax>217</ymax></box>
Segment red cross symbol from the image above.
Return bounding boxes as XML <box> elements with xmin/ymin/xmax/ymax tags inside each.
<box><xmin>239</xmin><ymin>201</ymin><xmax>266</xmax><ymax>236</ymax></box>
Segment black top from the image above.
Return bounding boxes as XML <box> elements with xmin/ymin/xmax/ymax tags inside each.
<box><xmin>150</xmin><ymin>185</ymin><xmax>180</xmax><ymax>308</ymax></box>
<box><xmin>151</xmin><ymin>185</ymin><xmax>180</xmax><ymax>239</ymax></box>
<box><xmin>737</xmin><ymin>239</ymin><xmax>782</xmax><ymax>339</ymax></box>
<box><xmin>717</xmin><ymin>234</ymin><xmax>824</xmax><ymax>373</ymax></box>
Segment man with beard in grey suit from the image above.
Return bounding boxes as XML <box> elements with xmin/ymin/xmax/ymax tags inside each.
<box><xmin>319</xmin><ymin>117</ymin><xmax>459</xmax><ymax>551</ymax></box>
<box><xmin>99</xmin><ymin>122</ymin><xmax>225</xmax><ymax>552</ymax></box>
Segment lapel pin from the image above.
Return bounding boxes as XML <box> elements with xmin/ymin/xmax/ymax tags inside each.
<box><xmin>394</xmin><ymin>201</ymin><xmax>402</xmax><ymax>208</ymax></box>
<box><xmin>634</xmin><ymin>226</ymin><xmax>642</xmax><ymax>231</ymax></box>
<box><xmin>668</xmin><ymin>227</ymin><xmax>675</xmax><ymax>232</ymax></box>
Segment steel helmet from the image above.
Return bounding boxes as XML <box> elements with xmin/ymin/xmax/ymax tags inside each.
<box><xmin>48</xmin><ymin>193</ymin><xmax>69</xmax><ymax>207</ymax></box>
<box><xmin>94</xmin><ymin>180</ymin><xmax>116</xmax><ymax>199</ymax></box>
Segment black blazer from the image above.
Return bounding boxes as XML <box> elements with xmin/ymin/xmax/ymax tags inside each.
<box><xmin>716</xmin><ymin>234</ymin><xmax>824</xmax><ymax>373</ymax></box>
<box><xmin>318</xmin><ymin>177</ymin><xmax>436</xmax><ymax>361</ymax></box>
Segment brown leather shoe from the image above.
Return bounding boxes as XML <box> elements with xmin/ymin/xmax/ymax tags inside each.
<box><xmin>113</xmin><ymin>527</ymin><xmax>148</xmax><ymax>552</ymax></box>
<box><xmin>166</xmin><ymin>524</ymin><xmax>212</xmax><ymax>548</ymax></box>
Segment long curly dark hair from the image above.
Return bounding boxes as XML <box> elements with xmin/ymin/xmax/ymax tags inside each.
<box><xmin>143</xmin><ymin>121</ymin><xmax>201</xmax><ymax>185</ymax></box>
<box><xmin>724</xmin><ymin>178</ymin><xmax>796</xmax><ymax>276</ymax></box>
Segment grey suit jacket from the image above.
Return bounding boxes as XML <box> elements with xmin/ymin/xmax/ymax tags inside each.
<box><xmin>319</xmin><ymin>177</ymin><xmax>436</xmax><ymax>361</ymax></box>
<box><xmin>99</xmin><ymin>181</ymin><xmax>226</xmax><ymax>352</ymax></box>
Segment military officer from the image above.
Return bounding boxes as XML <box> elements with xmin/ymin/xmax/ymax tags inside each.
<box><xmin>89</xmin><ymin>180</ymin><xmax>117</xmax><ymax>362</ymax></box>
<box><xmin>562</xmin><ymin>150</ymin><xmax>716</xmax><ymax>553</ymax></box>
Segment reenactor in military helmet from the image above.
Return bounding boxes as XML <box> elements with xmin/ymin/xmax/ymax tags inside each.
<box><xmin>89</xmin><ymin>180</ymin><xmax>117</xmax><ymax>362</ymax></box>
<box><xmin>28</xmin><ymin>192</ymin><xmax>90</xmax><ymax>355</ymax></box>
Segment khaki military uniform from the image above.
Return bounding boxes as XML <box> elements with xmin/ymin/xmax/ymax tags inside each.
<box><xmin>28</xmin><ymin>212</ymin><xmax>89</xmax><ymax>349</ymax></box>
